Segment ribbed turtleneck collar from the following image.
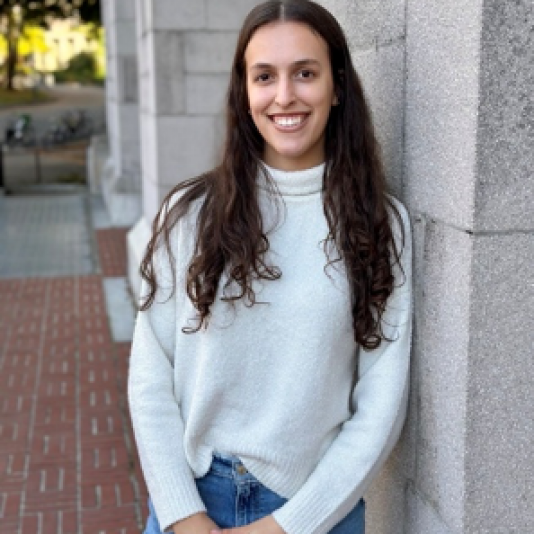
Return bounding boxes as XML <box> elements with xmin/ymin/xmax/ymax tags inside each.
<box><xmin>259</xmin><ymin>162</ymin><xmax>325</xmax><ymax>196</ymax></box>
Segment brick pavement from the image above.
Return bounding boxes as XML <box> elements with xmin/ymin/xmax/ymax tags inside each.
<box><xmin>0</xmin><ymin>206</ymin><xmax>148</xmax><ymax>533</ymax></box>
<box><xmin>95</xmin><ymin>229</ymin><xmax>129</xmax><ymax>278</ymax></box>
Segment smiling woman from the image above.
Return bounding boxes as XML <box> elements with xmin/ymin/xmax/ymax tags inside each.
<box><xmin>245</xmin><ymin>21</ymin><xmax>337</xmax><ymax>170</ymax></box>
<box><xmin>128</xmin><ymin>2</ymin><xmax>413</xmax><ymax>534</ymax></box>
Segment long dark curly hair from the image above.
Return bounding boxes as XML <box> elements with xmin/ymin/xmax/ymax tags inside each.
<box><xmin>139</xmin><ymin>0</ymin><xmax>405</xmax><ymax>350</ymax></box>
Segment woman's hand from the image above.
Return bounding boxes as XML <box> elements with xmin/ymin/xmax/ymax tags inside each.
<box><xmin>211</xmin><ymin>515</ymin><xmax>286</xmax><ymax>534</ymax></box>
<box><xmin>172</xmin><ymin>512</ymin><xmax>220</xmax><ymax>534</ymax></box>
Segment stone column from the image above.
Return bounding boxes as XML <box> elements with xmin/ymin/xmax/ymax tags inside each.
<box><xmin>101</xmin><ymin>0</ymin><xmax>141</xmax><ymax>226</ymax></box>
<box><xmin>405</xmin><ymin>1</ymin><xmax>534</xmax><ymax>532</ymax></box>
<box><xmin>128</xmin><ymin>0</ymin><xmax>263</xmax><ymax>297</ymax></box>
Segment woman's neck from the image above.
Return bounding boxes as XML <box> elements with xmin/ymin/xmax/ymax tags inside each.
<box><xmin>259</xmin><ymin>161</ymin><xmax>325</xmax><ymax>197</ymax></box>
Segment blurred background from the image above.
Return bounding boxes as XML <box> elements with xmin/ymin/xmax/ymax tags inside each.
<box><xmin>0</xmin><ymin>0</ymin><xmax>105</xmax><ymax>192</ymax></box>
<box><xmin>1</xmin><ymin>2</ymin><xmax>146</xmax><ymax>533</ymax></box>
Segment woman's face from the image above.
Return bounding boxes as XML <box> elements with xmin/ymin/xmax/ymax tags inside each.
<box><xmin>244</xmin><ymin>21</ymin><xmax>337</xmax><ymax>171</ymax></box>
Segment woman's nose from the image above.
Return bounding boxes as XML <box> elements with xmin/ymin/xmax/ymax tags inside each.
<box><xmin>274</xmin><ymin>78</ymin><xmax>295</xmax><ymax>107</ymax></box>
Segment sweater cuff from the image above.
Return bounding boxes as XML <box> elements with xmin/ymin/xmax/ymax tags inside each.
<box><xmin>149</xmin><ymin>467</ymin><xmax>207</xmax><ymax>532</ymax></box>
<box><xmin>272</xmin><ymin>488</ymin><xmax>344</xmax><ymax>534</ymax></box>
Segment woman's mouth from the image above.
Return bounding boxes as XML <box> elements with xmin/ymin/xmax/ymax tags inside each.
<box><xmin>269</xmin><ymin>114</ymin><xmax>309</xmax><ymax>129</ymax></box>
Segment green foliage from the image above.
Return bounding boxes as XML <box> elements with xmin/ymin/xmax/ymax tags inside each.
<box><xmin>93</xmin><ymin>25</ymin><xmax>105</xmax><ymax>80</ymax></box>
<box><xmin>76</xmin><ymin>0</ymin><xmax>101</xmax><ymax>25</ymax></box>
<box><xmin>68</xmin><ymin>51</ymin><xmax>94</xmax><ymax>72</ymax></box>
<box><xmin>0</xmin><ymin>1</ymin><xmax>101</xmax><ymax>24</ymax></box>
<box><xmin>54</xmin><ymin>51</ymin><xmax>97</xmax><ymax>84</ymax></box>
<box><xmin>19</xmin><ymin>25</ymin><xmax>49</xmax><ymax>55</ymax></box>
<box><xmin>0</xmin><ymin>1</ymin><xmax>101</xmax><ymax>89</ymax></box>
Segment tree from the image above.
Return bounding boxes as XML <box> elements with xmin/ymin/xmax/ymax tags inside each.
<box><xmin>0</xmin><ymin>0</ymin><xmax>100</xmax><ymax>90</ymax></box>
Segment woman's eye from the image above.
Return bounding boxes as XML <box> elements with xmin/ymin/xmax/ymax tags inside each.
<box><xmin>297</xmin><ymin>70</ymin><xmax>315</xmax><ymax>79</ymax></box>
<box><xmin>255</xmin><ymin>73</ymin><xmax>272</xmax><ymax>83</ymax></box>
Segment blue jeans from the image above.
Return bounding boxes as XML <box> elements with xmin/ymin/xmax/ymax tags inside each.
<box><xmin>144</xmin><ymin>454</ymin><xmax>365</xmax><ymax>533</ymax></box>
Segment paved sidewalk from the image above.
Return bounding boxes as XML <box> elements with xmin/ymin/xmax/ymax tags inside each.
<box><xmin>0</xmin><ymin>195</ymin><xmax>93</xmax><ymax>278</ymax></box>
<box><xmin>0</xmin><ymin>192</ymin><xmax>148</xmax><ymax>533</ymax></box>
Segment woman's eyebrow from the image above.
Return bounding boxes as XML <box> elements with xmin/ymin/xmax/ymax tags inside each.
<box><xmin>249</xmin><ymin>59</ymin><xmax>322</xmax><ymax>70</ymax></box>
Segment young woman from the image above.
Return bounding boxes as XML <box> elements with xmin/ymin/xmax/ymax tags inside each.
<box><xmin>128</xmin><ymin>1</ymin><xmax>412</xmax><ymax>534</ymax></box>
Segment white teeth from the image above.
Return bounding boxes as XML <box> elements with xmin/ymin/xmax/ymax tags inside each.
<box><xmin>273</xmin><ymin>116</ymin><xmax>304</xmax><ymax>127</ymax></box>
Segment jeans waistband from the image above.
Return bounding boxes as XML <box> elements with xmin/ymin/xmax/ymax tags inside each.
<box><xmin>210</xmin><ymin>451</ymin><xmax>252</xmax><ymax>479</ymax></box>
<box><xmin>213</xmin><ymin>451</ymin><xmax>241</xmax><ymax>464</ymax></box>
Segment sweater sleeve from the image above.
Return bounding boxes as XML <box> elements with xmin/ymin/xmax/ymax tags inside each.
<box><xmin>272</xmin><ymin>203</ymin><xmax>413</xmax><ymax>534</ymax></box>
<box><xmin>128</xmin><ymin>224</ymin><xmax>206</xmax><ymax>531</ymax></box>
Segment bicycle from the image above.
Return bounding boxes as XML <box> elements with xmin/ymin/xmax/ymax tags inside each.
<box><xmin>4</xmin><ymin>114</ymin><xmax>36</xmax><ymax>148</ymax></box>
<box><xmin>41</xmin><ymin>109</ymin><xmax>94</xmax><ymax>148</ymax></box>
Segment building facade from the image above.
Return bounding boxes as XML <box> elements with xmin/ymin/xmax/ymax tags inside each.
<box><xmin>100</xmin><ymin>1</ymin><xmax>534</xmax><ymax>533</ymax></box>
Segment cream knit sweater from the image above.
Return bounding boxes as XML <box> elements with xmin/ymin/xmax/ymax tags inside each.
<box><xmin>128</xmin><ymin>162</ymin><xmax>412</xmax><ymax>534</ymax></box>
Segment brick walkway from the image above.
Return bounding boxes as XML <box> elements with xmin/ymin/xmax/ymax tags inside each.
<box><xmin>96</xmin><ymin>229</ymin><xmax>129</xmax><ymax>278</ymax></box>
<box><xmin>0</xmin><ymin>200</ymin><xmax>148</xmax><ymax>533</ymax></box>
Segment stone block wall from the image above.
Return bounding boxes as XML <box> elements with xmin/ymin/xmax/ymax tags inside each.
<box><xmin>465</xmin><ymin>1</ymin><xmax>534</xmax><ymax>531</ymax></box>
<box><xmin>403</xmin><ymin>1</ymin><xmax>482</xmax><ymax>531</ymax></box>
<box><xmin>134</xmin><ymin>0</ymin><xmax>264</xmax><ymax>224</ymax></box>
<box><xmin>407</xmin><ymin>1</ymin><xmax>533</xmax><ymax>532</ymax></box>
